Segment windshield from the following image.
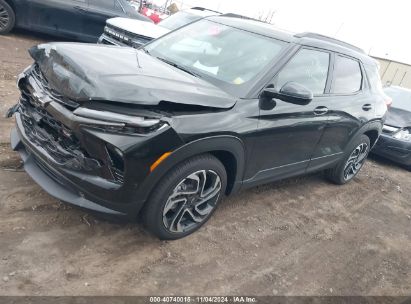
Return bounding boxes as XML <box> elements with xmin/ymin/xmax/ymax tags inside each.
<box><xmin>159</xmin><ymin>11</ymin><xmax>203</xmax><ymax>30</ymax></box>
<box><xmin>144</xmin><ymin>19</ymin><xmax>287</xmax><ymax>95</ymax></box>
<box><xmin>384</xmin><ymin>87</ymin><xmax>411</xmax><ymax>111</ymax></box>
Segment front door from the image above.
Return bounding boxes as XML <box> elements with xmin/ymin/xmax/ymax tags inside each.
<box><xmin>249</xmin><ymin>47</ymin><xmax>332</xmax><ymax>186</ymax></box>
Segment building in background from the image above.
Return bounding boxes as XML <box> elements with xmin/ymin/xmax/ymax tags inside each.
<box><xmin>373</xmin><ymin>57</ymin><xmax>411</xmax><ymax>89</ymax></box>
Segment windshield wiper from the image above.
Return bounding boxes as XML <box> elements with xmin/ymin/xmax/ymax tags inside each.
<box><xmin>156</xmin><ymin>56</ymin><xmax>201</xmax><ymax>78</ymax></box>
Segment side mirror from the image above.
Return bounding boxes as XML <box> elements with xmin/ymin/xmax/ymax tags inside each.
<box><xmin>262</xmin><ymin>82</ymin><xmax>313</xmax><ymax>106</ymax></box>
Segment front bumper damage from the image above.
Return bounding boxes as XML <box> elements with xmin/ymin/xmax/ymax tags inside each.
<box><xmin>9</xmin><ymin>64</ymin><xmax>183</xmax><ymax>218</ymax></box>
<box><xmin>11</xmin><ymin>126</ymin><xmax>125</xmax><ymax>216</ymax></box>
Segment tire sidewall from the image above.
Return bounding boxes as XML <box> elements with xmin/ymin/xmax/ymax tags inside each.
<box><xmin>336</xmin><ymin>134</ymin><xmax>371</xmax><ymax>184</ymax></box>
<box><xmin>143</xmin><ymin>155</ymin><xmax>227</xmax><ymax>240</ymax></box>
<box><xmin>0</xmin><ymin>0</ymin><xmax>15</xmax><ymax>34</ymax></box>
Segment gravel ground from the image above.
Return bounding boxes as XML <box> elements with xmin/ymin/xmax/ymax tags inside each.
<box><xmin>0</xmin><ymin>30</ymin><xmax>410</xmax><ymax>296</ymax></box>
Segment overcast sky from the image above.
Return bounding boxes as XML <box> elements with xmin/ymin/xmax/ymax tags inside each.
<box><xmin>157</xmin><ymin>0</ymin><xmax>411</xmax><ymax>64</ymax></box>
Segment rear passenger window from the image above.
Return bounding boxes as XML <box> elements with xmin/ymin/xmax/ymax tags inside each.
<box><xmin>332</xmin><ymin>55</ymin><xmax>363</xmax><ymax>94</ymax></box>
<box><xmin>274</xmin><ymin>48</ymin><xmax>330</xmax><ymax>95</ymax></box>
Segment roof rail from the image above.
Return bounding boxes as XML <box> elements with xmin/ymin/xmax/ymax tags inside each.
<box><xmin>191</xmin><ymin>7</ymin><xmax>222</xmax><ymax>14</ymax></box>
<box><xmin>295</xmin><ymin>32</ymin><xmax>365</xmax><ymax>53</ymax></box>
<box><xmin>220</xmin><ymin>13</ymin><xmax>267</xmax><ymax>23</ymax></box>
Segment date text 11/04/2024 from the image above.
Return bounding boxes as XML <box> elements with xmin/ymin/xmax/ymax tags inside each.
<box><xmin>149</xmin><ymin>296</ymin><xmax>257</xmax><ymax>303</ymax></box>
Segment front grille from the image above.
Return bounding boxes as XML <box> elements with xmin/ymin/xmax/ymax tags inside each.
<box><xmin>104</xmin><ymin>25</ymin><xmax>152</xmax><ymax>48</ymax></box>
<box><xmin>19</xmin><ymin>95</ymin><xmax>101</xmax><ymax>171</ymax></box>
<box><xmin>31</xmin><ymin>64</ymin><xmax>80</xmax><ymax>109</ymax></box>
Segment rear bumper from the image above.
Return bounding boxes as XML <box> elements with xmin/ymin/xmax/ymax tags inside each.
<box><xmin>372</xmin><ymin>134</ymin><xmax>411</xmax><ymax>166</ymax></box>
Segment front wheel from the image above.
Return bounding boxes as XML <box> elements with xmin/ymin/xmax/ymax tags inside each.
<box><xmin>141</xmin><ymin>154</ymin><xmax>227</xmax><ymax>240</ymax></box>
<box><xmin>326</xmin><ymin>134</ymin><xmax>370</xmax><ymax>185</ymax></box>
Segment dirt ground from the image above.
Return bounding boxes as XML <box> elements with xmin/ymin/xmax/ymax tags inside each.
<box><xmin>0</xmin><ymin>31</ymin><xmax>411</xmax><ymax>297</ymax></box>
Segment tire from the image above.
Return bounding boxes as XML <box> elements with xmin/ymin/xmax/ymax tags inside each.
<box><xmin>141</xmin><ymin>154</ymin><xmax>227</xmax><ymax>240</ymax></box>
<box><xmin>325</xmin><ymin>134</ymin><xmax>371</xmax><ymax>185</ymax></box>
<box><xmin>0</xmin><ymin>0</ymin><xmax>15</xmax><ymax>34</ymax></box>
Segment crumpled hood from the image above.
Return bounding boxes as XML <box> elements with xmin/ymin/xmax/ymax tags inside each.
<box><xmin>385</xmin><ymin>107</ymin><xmax>411</xmax><ymax>128</ymax></box>
<box><xmin>28</xmin><ymin>43</ymin><xmax>236</xmax><ymax>109</ymax></box>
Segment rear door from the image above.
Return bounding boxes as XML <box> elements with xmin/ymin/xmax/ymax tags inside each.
<box><xmin>26</xmin><ymin>0</ymin><xmax>88</xmax><ymax>40</ymax></box>
<box><xmin>85</xmin><ymin>0</ymin><xmax>126</xmax><ymax>41</ymax></box>
<box><xmin>308</xmin><ymin>53</ymin><xmax>376</xmax><ymax>170</ymax></box>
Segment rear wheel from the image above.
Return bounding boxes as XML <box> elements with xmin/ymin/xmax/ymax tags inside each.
<box><xmin>0</xmin><ymin>0</ymin><xmax>15</xmax><ymax>34</ymax></box>
<box><xmin>141</xmin><ymin>154</ymin><xmax>227</xmax><ymax>240</ymax></box>
<box><xmin>326</xmin><ymin>134</ymin><xmax>370</xmax><ymax>185</ymax></box>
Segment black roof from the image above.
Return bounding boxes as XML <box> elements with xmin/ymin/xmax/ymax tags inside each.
<box><xmin>294</xmin><ymin>32</ymin><xmax>365</xmax><ymax>53</ymax></box>
<box><xmin>207</xmin><ymin>16</ymin><xmax>376</xmax><ymax>66</ymax></box>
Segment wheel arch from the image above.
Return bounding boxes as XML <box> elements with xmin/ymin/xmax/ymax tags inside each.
<box><xmin>136</xmin><ymin>135</ymin><xmax>246</xmax><ymax>213</ymax></box>
<box><xmin>347</xmin><ymin>120</ymin><xmax>383</xmax><ymax>151</ymax></box>
<box><xmin>363</xmin><ymin>129</ymin><xmax>380</xmax><ymax>148</ymax></box>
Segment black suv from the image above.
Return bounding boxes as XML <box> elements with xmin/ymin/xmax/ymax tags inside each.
<box><xmin>8</xmin><ymin>16</ymin><xmax>387</xmax><ymax>239</ymax></box>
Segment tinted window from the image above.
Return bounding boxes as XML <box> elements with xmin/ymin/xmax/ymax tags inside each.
<box><xmin>274</xmin><ymin>49</ymin><xmax>330</xmax><ymax>95</ymax></box>
<box><xmin>332</xmin><ymin>55</ymin><xmax>362</xmax><ymax>94</ymax></box>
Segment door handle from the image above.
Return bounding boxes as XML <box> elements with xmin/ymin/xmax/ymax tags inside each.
<box><xmin>314</xmin><ymin>106</ymin><xmax>328</xmax><ymax>116</ymax></box>
<box><xmin>362</xmin><ymin>104</ymin><xmax>372</xmax><ymax>111</ymax></box>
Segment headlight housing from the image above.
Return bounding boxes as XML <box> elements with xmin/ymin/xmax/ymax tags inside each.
<box><xmin>73</xmin><ymin>108</ymin><xmax>168</xmax><ymax>135</ymax></box>
<box><xmin>393</xmin><ymin>129</ymin><xmax>411</xmax><ymax>141</ymax></box>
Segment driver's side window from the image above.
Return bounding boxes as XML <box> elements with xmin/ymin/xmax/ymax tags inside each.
<box><xmin>274</xmin><ymin>48</ymin><xmax>330</xmax><ymax>95</ymax></box>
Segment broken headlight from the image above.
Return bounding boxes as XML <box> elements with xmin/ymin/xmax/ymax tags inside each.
<box><xmin>74</xmin><ymin>108</ymin><xmax>167</xmax><ymax>135</ymax></box>
<box><xmin>393</xmin><ymin>128</ymin><xmax>411</xmax><ymax>141</ymax></box>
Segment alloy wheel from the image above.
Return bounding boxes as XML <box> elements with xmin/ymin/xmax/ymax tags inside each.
<box><xmin>163</xmin><ymin>170</ymin><xmax>222</xmax><ymax>233</ymax></box>
<box><xmin>343</xmin><ymin>143</ymin><xmax>369</xmax><ymax>181</ymax></box>
<box><xmin>0</xmin><ymin>4</ymin><xmax>10</xmax><ymax>31</ymax></box>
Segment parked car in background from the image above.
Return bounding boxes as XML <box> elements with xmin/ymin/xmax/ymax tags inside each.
<box><xmin>140</xmin><ymin>6</ymin><xmax>170</xmax><ymax>23</ymax></box>
<box><xmin>0</xmin><ymin>0</ymin><xmax>152</xmax><ymax>42</ymax></box>
<box><xmin>372</xmin><ymin>86</ymin><xmax>411</xmax><ymax>169</ymax></box>
<box><xmin>9</xmin><ymin>16</ymin><xmax>387</xmax><ymax>239</ymax></box>
<box><xmin>98</xmin><ymin>7</ymin><xmax>220</xmax><ymax>47</ymax></box>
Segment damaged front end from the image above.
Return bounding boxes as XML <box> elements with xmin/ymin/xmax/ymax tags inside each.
<box><xmin>8</xmin><ymin>42</ymin><xmax>236</xmax><ymax>216</ymax></box>
<box><xmin>8</xmin><ymin>60</ymin><xmax>182</xmax><ymax>215</ymax></box>
<box><xmin>11</xmin><ymin>62</ymin><xmax>169</xmax><ymax>175</ymax></box>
